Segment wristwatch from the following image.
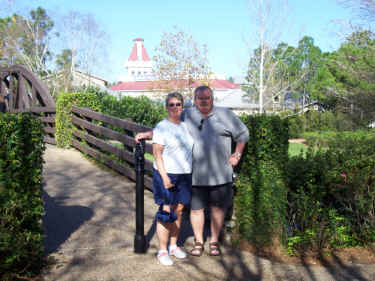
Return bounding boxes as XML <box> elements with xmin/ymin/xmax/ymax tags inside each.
<box><xmin>234</xmin><ymin>152</ymin><xmax>242</xmax><ymax>160</ymax></box>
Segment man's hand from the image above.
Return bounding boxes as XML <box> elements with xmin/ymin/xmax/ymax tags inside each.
<box><xmin>228</xmin><ymin>152</ymin><xmax>241</xmax><ymax>166</ymax></box>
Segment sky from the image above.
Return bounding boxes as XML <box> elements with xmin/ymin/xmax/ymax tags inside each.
<box><xmin>3</xmin><ymin>0</ymin><xmax>355</xmax><ymax>83</ymax></box>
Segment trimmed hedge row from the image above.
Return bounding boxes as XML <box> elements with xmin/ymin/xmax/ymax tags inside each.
<box><xmin>56</xmin><ymin>89</ymin><xmax>166</xmax><ymax>148</ymax></box>
<box><xmin>234</xmin><ymin>115</ymin><xmax>375</xmax><ymax>254</ymax></box>
<box><xmin>284</xmin><ymin>136</ymin><xmax>375</xmax><ymax>254</ymax></box>
<box><xmin>0</xmin><ymin>113</ymin><xmax>45</xmax><ymax>281</ymax></box>
<box><xmin>235</xmin><ymin>115</ymin><xmax>289</xmax><ymax>246</ymax></box>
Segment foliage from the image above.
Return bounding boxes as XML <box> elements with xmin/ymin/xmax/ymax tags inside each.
<box><xmin>285</xmin><ymin>110</ymin><xmax>358</xmax><ymax>138</ymax></box>
<box><xmin>55</xmin><ymin>90</ymin><xmax>104</xmax><ymax>147</ymax></box>
<box><xmin>288</xmin><ymin>142</ymin><xmax>308</xmax><ymax>157</ymax></box>
<box><xmin>55</xmin><ymin>88</ymin><xmax>166</xmax><ymax>147</ymax></box>
<box><xmin>315</xmin><ymin>30</ymin><xmax>375</xmax><ymax>127</ymax></box>
<box><xmin>302</xmin><ymin>129</ymin><xmax>375</xmax><ymax>147</ymax></box>
<box><xmin>0</xmin><ymin>7</ymin><xmax>54</xmax><ymax>77</ymax></box>
<box><xmin>284</xmin><ymin>136</ymin><xmax>375</xmax><ymax>254</ymax></box>
<box><xmin>237</xmin><ymin>114</ymin><xmax>289</xmax><ymax>175</ymax></box>
<box><xmin>152</xmin><ymin>26</ymin><xmax>211</xmax><ymax>99</ymax></box>
<box><xmin>234</xmin><ymin>115</ymin><xmax>289</xmax><ymax>246</ymax></box>
<box><xmin>235</xmin><ymin>161</ymin><xmax>287</xmax><ymax>246</ymax></box>
<box><xmin>0</xmin><ymin>113</ymin><xmax>46</xmax><ymax>281</ymax></box>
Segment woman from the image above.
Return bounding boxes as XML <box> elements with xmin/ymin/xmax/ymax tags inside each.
<box><xmin>152</xmin><ymin>92</ymin><xmax>194</xmax><ymax>266</ymax></box>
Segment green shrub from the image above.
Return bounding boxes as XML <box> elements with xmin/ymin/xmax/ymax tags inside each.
<box><xmin>238</xmin><ymin>114</ymin><xmax>289</xmax><ymax>175</ymax></box>
<box><xmin>302</xmin><ymin>129</ymin><xmax>375</xmax><ymax>148</ymax></box>
<box><xmin>55</xmin><ymin>89</ymin><xmax>166</xmax><ymax>148</ymax></box>
<box><xmin>56</xmin><ymin>91</ymin><xmax>104</xmax><ymax>147</ymax></box>
<box><xmin>235</xmin><ymin>161</ymin><xmax>287</xmax><ymax>246</ymax></box>
<box><xmin>284</xmin><ymin>136</ymin><xmax>375</xmax><ymax>254</ymax></box>
<box><xmin>283</xmin><ymin>110</ymin><xmax>358</xmax><ymax>138</ymax></box>
<box><xmin>0</xmin><ymin>113</ymin><xmax>45</xmax><ymax>281</ymax></box>
<box><xmin>234</xmin><ymin>115</ymin><xmax>289</xmax><ymax>246</ymax></box>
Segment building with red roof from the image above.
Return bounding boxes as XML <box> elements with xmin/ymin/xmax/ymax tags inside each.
<box><xmin>123</xmin><ymin>38</ymin><xmax>153</xmax><ymax>81</ymax></box>
<box><xmin>112</xmin><ymin>38</ymin><xmax>258</xmax><ymax>113</ymax></box>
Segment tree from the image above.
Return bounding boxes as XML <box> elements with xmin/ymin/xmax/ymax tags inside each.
<box><xmin>152</xmin><ymin>26</ymin><xmax>211</xmax><ymax>99</ymax></box>
<box><xmin>318</xmin><ymin>30</ymin><xmax>375</xmax><ymax>126</ymax></box>
<box><xmin>56</xmin><ymin>10</ymin><xmax>109</xmax><ymax>81</ymax></box>
<box><xmin>339</xmin><ymin>0</ymin><xmax>375</xmax><ymax>23</ymax></box>
<box><xmin>244</xmin><ymin>0</ymin><xmax>306</xmax><ymax>112</ymax></box>
<box><xmin>0</xmin><ymin>7</ymin><xmax>55</xmax><ymax>76</ymax></box>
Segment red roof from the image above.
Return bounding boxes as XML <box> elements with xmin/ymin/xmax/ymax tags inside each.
<box><xmin>111</xmin><ymin>80</ymin><xmax>241</xmax><ymax>91</ymax></box>
<box><xmin>128</xmin><ymin>38</ymin><xmax>150</xmax><ymax>62</ymax></box>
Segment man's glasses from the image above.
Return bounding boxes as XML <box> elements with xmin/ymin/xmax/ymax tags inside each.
<box><xmin>168</xmin><ymin>102</ymin><xmax>182</xmax><ymax>107</ymax></box>
<box><xmin>198</xmin><ymin>119</ymin><xmax>205</xmax><ymax>131</ymax></box>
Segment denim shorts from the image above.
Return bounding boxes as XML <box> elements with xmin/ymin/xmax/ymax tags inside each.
<box><xmin>152</xmin><ymin>169</ymin><xmax>192</xmax><ymax>206</ymax></box>
<box><xmin>190</xmin><ymin>183</ymin><xmax>233</xmax><ymax>210</ymax></box>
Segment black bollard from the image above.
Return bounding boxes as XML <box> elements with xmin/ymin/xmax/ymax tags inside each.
<box><xmin>134</xmin><ymin>139</ymin><xmax>146</xmax><ymax>253</ymax></box>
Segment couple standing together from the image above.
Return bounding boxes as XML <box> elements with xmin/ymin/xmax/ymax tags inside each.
<box><xmin>136</xmin><ymin>86</ymin><xmax>249</xmax><ymax>266</ymax></box>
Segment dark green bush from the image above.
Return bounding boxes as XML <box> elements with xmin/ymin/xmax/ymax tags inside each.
<box><xmin>0</xmin><ymin>113</ymin><xmax>45</xmax><ymax>281</ymax></box>
<box><xmin>285</xmin><ymin>136</ymin><xmax>375</xmax><ymax>254</ymax></box>
<box><xmin>235</xmin><ymin>161</ymin><xmax>287</xmax><ymax>246</ymax></box>
<box><xmin>55</xmin><ymin>89</ymin><xmax>166</xmax><ymax>148</ymax></box>
<box><xmin>234</xmin><ymin>115</ymin><xmax>289</xmax><ymax>246</ymax></box>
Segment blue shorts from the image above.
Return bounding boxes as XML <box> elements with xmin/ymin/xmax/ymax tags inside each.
<box><xmin>152</xmin><ymin>169</ymin><xmax>192</xmax><ymax>206</ymax></box>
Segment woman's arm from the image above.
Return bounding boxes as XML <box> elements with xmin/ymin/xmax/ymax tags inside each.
<box><xmin>153</xmin><ymin>143</ymin><xmax>173</xmax><ymax>189</ymax></box>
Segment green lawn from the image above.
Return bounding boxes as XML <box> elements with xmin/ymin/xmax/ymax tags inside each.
<box><xmin>113</xmin><ymin>140</ymin><xmax>309</xmax><ymax>160</ymax></box>
<box><xmin>288</xmin><ymin>142</ymin><xmax>308</xmax><ymax>157</ymax></box>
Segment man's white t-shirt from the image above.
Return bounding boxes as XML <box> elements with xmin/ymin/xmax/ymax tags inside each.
<box><xmin>152</xmin><ymin>119</ymin><xmax>194</xmax><ymax>174</ymax></box>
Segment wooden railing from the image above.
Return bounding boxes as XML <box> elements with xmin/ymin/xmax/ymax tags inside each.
<box><xmin>0</xmin><ymin>65</ymin><xmax>154</xmax><ymax>190</ymax></box>
<box><xmin>70</xmin><ymin>105</ymin><xmax>154</xmax><ymax>190</ymax></box>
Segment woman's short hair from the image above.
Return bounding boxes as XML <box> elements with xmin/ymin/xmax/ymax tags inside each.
<box><xmin>165</xmin><ymin>92</ymin><xmax>184</xmax><ymax>107</ymax></box>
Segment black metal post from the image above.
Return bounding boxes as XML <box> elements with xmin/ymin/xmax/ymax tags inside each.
<box><xmin>134</xmin><ymin>139</ymin><xmax>146</xmax><ymax>253</ymax></box>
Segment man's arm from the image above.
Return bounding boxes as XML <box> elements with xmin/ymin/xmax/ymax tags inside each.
<box><xmin>135</xmin><ymin>130</ymin><xmax>153</xmax><ymax>143</ymax></box>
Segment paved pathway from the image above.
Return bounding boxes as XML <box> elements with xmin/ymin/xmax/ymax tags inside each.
<box><xmin>42</xmin><ymin>145</ymin><xmax>375</xmax><ymax>281</ymax></box>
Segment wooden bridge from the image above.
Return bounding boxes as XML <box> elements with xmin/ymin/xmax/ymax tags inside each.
<box><xmin>0</xmin><ymin>64</ymin><xmax>153</xmax><ymax>188</ymax></box>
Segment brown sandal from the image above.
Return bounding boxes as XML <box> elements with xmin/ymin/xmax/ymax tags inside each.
<box><xmin>209</xmin><ymin>242</ymin><xmax>221</xmax><ymax>256</ymax></box>
<box><xmin>190</xmin><ymin>241</ymin><xmax>204</xmax><ymax>256</ymax></box>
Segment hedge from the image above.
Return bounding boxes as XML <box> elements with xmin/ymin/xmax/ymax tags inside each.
<box><xmin>0</xmin><ymin>113</ymin><xmax>45</xmax><ymax>281</ymax></box>
<box><xmin>284</xmin><ymin>136</ymin><xmax>375</xmax><ymax>254</ymax></box>
<box><xmin>55</xmin><ymin>89</ymin><xmax>166</xmax><ymax>148</ymax></box>
<box><xmin>234</xmin><ymin>115</ymin><xmax>289</xmax><ymax>246</ymax></box>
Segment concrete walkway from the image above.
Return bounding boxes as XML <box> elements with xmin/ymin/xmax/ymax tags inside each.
<box><xmin>41</xmin><ymin>145</ymin><xmax>375</xmax><ymax>281</ymax></box>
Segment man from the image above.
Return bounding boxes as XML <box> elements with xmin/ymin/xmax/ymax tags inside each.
<box><xmin>136</xmin><ymin>86</ymin><xmax>249</xmax><ymax>256</ymax></box>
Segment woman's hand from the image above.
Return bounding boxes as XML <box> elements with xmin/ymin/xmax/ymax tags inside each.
<box><xmin>162</xmin><ymin>175</ymin><xmax>174</xmax><ymax>189</ymax></box>
<box><xmin>135</xmin><ymin>131</ymin><xmax>153</xmax><ymax>143</ymax></box>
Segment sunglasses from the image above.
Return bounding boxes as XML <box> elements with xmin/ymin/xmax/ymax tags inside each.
<box><xmin>198</xmin><ymin>119</ymin><xmax>205</xmax><ymax>131</ymax></box>
<box><xmin>168</xmin><ymin>102</ymin><xmax>182</xmax><ymax>107</ymax></box>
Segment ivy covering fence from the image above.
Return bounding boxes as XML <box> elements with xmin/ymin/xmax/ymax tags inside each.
<box><xmin>0</xmin><ymin>113</ymin><xmax>45</xmax><ymax>281</ymax></box>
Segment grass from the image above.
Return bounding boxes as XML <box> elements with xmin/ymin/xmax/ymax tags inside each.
<box><xmin>114</xmin><ymin>140</ymin><xmax>309</xmax><ymax>160</ymax></box>
<box><xmin>288</xmin><ymin>142</ymin><xmax>309</xmax><ymax>157</ymax></box>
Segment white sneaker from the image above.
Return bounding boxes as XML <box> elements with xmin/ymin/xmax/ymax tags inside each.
<box><xmin>169</xmin><ymin>246</ymin><xmax>187</xmax><ymax>259</ymax></box>
<box><xmin>157</xmin><ymin>251</ymin><xmax>173</xmax><ymax>266</ymax></box>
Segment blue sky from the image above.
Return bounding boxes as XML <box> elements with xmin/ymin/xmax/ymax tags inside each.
<box><xmin>7</xmin><ymin>0</ymin><xmax>353</xmax><ymax>82</ymax></box>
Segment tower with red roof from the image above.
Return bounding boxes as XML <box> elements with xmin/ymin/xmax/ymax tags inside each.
<box><xmin>124</xmin><ymin>38</ymin><xmax>153</xmax><ymax>81</ymax></box>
